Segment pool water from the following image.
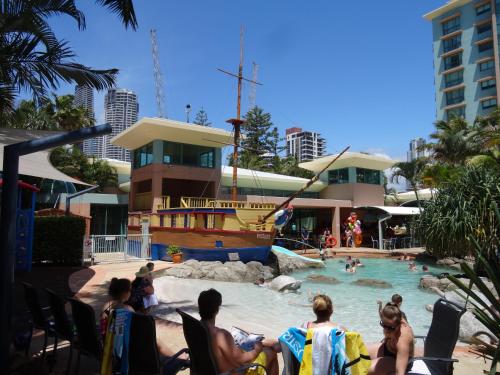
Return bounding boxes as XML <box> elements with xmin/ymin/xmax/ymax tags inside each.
<box><xmin>155</xmin><ymin>258</ymin><xmax>445</xmax><ymax>344</ymax></box>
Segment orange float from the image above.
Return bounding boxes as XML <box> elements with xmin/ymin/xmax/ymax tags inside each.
<box><xmin>325</xmin><ymin>235</ymin><xmax>337</xmax><ymax>248</ymax></box>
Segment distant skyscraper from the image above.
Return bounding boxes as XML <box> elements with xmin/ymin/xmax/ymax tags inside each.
<box><xmin>74</xmin><ymin>85</ymin><xmax>98</xmax><ymax>156</ymax></box>
<box><xmin>99</xmin><ymin>88</ymin><xmax>139</xmax><ymax>161</ymax></box>
<box><xmin>407</xmin><ymin>137</ymin><xmax>428</xmax><ymax>162</ymax></box>
<box><xmin>285</xmin><ymin>127</ymin><xmax>326</xmax><ymax>163</ymax></box>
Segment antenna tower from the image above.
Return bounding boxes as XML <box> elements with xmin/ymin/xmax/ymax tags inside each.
<box><xmin>248</xmin><ymin>62</ymin><xmax>259</xmax><ymax>110</ymax></box>
<box><xmin>150</xmin><ymin>29</ymin><xmax>166</xmax><ymax>118</ymax></box>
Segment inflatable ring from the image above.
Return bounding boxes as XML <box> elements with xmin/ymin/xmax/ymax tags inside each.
<box><xmin>326</xmin><ymin>235</ymin><xmax>337</xmax><ymax>248</ymax></box>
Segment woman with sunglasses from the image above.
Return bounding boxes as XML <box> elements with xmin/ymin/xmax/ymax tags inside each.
<box><xmin>368</xmin><ymin>303</ymin><xmax>415</xmax><ymax>375</ymax></box>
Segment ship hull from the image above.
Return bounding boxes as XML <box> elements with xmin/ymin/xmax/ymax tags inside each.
<box><xmin>129</xmin><ymin>225</ymin><xmax>275</xmax><ymax>263</ymax></box>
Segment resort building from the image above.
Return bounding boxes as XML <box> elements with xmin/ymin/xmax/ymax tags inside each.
<box><xmin>112</xmin><ymin>118</ymin><xmax>398</xmax><ymax>248</ymax></box>
<box><xmin>285</xmin><ymin>127</ymin><xmax>326</xmax><ymax>162</ymax></box>
<box><xmin>424</xmin><ymin>0</ymin><xmax>500</xmax><ymax>123</ymax></box>
<box><xmin>98</xmin><ymin>88</ymin><xmax>139</xmax><ymax>162</ymax></box>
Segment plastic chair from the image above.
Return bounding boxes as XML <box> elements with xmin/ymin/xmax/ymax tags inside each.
<box><xmin>176</xmin><ymin>309</ymin><xmax>266</xmax><ymax>375</ymax></box>
<box><xmin>370</xmin><ymin>236</ymin><xmax>379</xmax><ymax>249</ymax></box>
<box><xmin>67</xmin><ymin>298</ymin><xmax>102</xmax><ymax>375</ymax></box>
<box><xmin>21</xmin><ymin>282</ymin><xmax>55</xmax><ymax>359</ymax></box>
<box><xmin>408</xmin><ymin>298</ymin><xmax>465</xmax><ymax>375</ymax></box>
<box><xmin>128</xmin><ymin>312</ymin><xmax>189</xmax><ymax>375</ymax></box>
<box><xmin>45</xmin><ymin>288</ymin><xmax>74</xmax><ymax>374</ymax></box>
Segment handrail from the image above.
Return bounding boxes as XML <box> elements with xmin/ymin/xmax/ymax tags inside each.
<box><xmin>180</xmin><ymin>196</ymin><xmax>275</xmax><ymax>210</ymax></box>
<box><xmin>274</xmin><ymin>237</ymin><xmax>318</xmax><ymax>250</ymax></box>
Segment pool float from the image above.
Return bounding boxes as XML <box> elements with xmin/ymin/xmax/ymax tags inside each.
<box><xmin>325</xmin><ymin>235</ymin><xmax>337</xmax><ymax>248</ymax></box>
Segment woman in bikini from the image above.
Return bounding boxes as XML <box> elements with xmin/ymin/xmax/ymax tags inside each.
<box><xmin>368</xmin><ymin>303</ymin><xmax>414</xmax><ymax>375</ymax></box>
<box><xmin>303</xmin><ymin>294</ymin><xmax>347</xmax><ymax>331</ymax></box>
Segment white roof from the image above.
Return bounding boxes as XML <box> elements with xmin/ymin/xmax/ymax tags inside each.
<box><xmin>111</xmin><ymin>117</ymin><xmax>234</xmax><ymax>150</ymax></box>
<box><xmin>221</xmin><ymin>166</ymin><xmax>326</xmax><ymax>191</ymax></box>
<box><xmin>299</xmin><ymin>151</ymin><xmax>396</xmax><ymax>173</ymax></box>
<box><xmin>0</xmin><ymin>128</ymin><xmax>90</xmax><ymax>185</ymax></box>
<box><xmin>356</xmin><ymin>205</ymin><xmax>421</xmax><ymax>215</ymax></box>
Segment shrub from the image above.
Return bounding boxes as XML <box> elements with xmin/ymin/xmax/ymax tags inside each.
<box><xmin>33</xmin><ymin>216</ymin><xmax>86</xmax><ymax>265</ymax></box>
<box><xmin>415</xmin><ymin>166</ymin><xmax>499</xmax><ymax>261</ymax></box>
<box><xmin>167</xmin><ymin>244</ymin><xmax>181</xmax><ymax>256</ymax></box>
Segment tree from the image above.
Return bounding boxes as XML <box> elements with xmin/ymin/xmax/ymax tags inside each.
<box><xmin>279</xmin><ymin>155</ymin><xmax>314</xmax><ymax>179</ymax></box>
<box><xmin>390</xmin><ymin>158</ymin><xmax>428</xmax><ymax>211</ymax></box>
<box><xmin>2</xmin><ymin>94</ymin><xmax>92</xmax><ymax>131</ymax></box>
<box><xmin>50</xmin><ymin>146</ymin><xmax>117</xmax><ymax>192</ymax></box>
<box><xmin>266</xmin><ymin>126</ymin><xmax>286</xmax><ymax>174</ymax></box>
<box><xmin>193</xmin><ymin>107</ymin><xmax>211</xmax><ymax>126</ymax></box>
<box><xmin>0</xmin><ymin>0</ymin><xmax>137</xmax><ymax>113</ymax></box>
<box><xmin>241</xmin><ymin>106</ymin><xmax>273</xmax><ymax>156</ymax></box>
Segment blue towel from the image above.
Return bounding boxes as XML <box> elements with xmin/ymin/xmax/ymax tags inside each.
<box><xmin>112</xmin><ymin>309</ymin><xmax>133</xmax><ymax>375</ymax></box>
<box><xmin>279</xmin><ymin>327</ymin><xmax>307</xmax><ymax>362</ymax></box>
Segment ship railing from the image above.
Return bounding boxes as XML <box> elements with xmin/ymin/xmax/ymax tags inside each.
<box><xmin>157</xmin><ymin>196</ymin><xmax>170</xmax><ymax>210</ymax></box>
<box><xmin>180</xmin><ymin>196</ymin><xmax>275</xmax><ymax>210</ymax></box>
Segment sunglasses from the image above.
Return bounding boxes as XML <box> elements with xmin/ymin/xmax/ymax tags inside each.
<box><xmin>379</xmin><ymin>321</ymin><xmax>399</xmax><ymax>331</ymax></box>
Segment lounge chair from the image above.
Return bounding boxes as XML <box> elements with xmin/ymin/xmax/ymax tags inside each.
<box><xmin>67</xmin><ymin>298</ymin><xmax>102</xmax><ymax>375</ymax></box>
<box><xmin>176</xmin><ymin>308</ymin><xmax>267</xmax><ymax>375</ymax></box>
<box><xmin>408</xmin><ymin>298</ymin><xmax>466</xmax><ymax>375</ymax></box>
<box><xmin>128</xmin><ymin>312</ymin><xmax>189</xmax><ymax>375</ymax></box>
<box><xmin>45</xmin><ymin>288</ymin><xmax>75</xmax><ymax>374</ymax></box>
<box><xmin>21</xmin><ymin>282</ymin><xmax>55</xmax><ymax>359</ymax></box>
<box><xmin>370</xmin><ymin>236</ymin><xmax>379</xmax><ymax>249</ymax></box>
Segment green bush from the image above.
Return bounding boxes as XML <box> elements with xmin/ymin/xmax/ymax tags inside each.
<box><xmin>33</xmin><ymin>216</ymin><xmax>86</xmax><ymax>265</ymax></box>
<box><xmin>415</xmin><ymin>166</ymin><xmax>499</xmax><ymax>261</ymax></box>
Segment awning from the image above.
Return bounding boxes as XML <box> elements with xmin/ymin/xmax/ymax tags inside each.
<box><xmin>0</xmin><ymin>128</ymin><xmax>90</xmax><ymax>185</ymax></box>
<box><xmin>356</xmin><ymin>206</ymin><xmax>421</xmax><ymax>216</ymax></box>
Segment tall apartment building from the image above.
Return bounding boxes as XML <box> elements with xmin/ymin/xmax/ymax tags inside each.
<box><xmin>425</xmin><ymin>0</ymin><xmax>500</xmax><ymax>123</ymax></box>
<box><xmin>285</xmin><ymin>127</ymin><xmax>326</xmax><ymax>163</ymax></box>
<box><xmin>407</xmin><ymin>138</ymin><xmax>428</xmax><ymax>161</ymax></box>
<box><xmin>98</xmin><ymin>88</ymin><xmax>139</xmax><ymax>161</ymax></box>
<box><xmin>74</xmin><ymin>85</ymin><xmax>98</xmax><ymax>156</ymax></box>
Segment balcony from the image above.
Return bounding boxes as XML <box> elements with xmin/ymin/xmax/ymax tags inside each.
<box><xmin>180</xmin><ymin>196</ymin><xmax>275</xmax><ymax>210</ymax></box>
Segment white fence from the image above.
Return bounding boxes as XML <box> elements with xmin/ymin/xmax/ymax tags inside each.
<box><xmin>83</xmin><ymin>234</ymin><xmax>152</xmax><ymax>264</ymax></box>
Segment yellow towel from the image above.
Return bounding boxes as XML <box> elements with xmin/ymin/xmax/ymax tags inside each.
<box><xmin>299</xmin><ymin>328</ymin><xmax>314</xmax><ymax>375</ymax></box>
<box><xmin>100</xmin><ymin>311</ymin><xmax>115</xmax><ymax>375</ymax></box>
<box><xmin>345</xmin><ymin>331</ymin><xmax>371</xmax><ymax>375</ymax></box>
<box><xmin>245</xmin><ymin>351</ymin><xmax>267</xmax><ymax>375</ymax></box>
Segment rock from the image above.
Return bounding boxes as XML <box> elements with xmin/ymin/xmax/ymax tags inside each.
<box><xmin>268</xmin><ymin>275</ymin><xmax>302</xmax><ymax>292</ymax></box>
<box><xmin>437</xmin><ymin>258</ymin><xmax>456</xmax><ymax>266</ymax></box>
<box><xmin>419</xmin><ymin>275</ymin><xmax>440</xmax><ymax>289</ymax></box>
<box><xmin>183</xmin><ymin>259</ymin><xmax>201</xmax><ymax>269</ymax></box>
<box><xmin>450</xmin><ymin>264</ymin><xmax>462</xmax><ymax>270</ymax></box>
<box><xmin>352</xmin><ymin>278</ymin><xmax>392</xmax><ymax>289</ymax></box>
<box><xmin>271</xmin><ymin>249</ymin><xmax>324</xmax><ymax>274</ymax></box>
<box><xmin>164</xmin><ymin>266</ymin><xmax>193</xmax><ymax>278</ymax></box>
<box><xmin>306</xmin><ymin>274</ymin><xmax>341</xmax><ymax>284</ymax></box>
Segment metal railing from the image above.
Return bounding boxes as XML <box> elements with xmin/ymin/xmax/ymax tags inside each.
<box><xmin>85</xmin><ymin>234</ymin><xmax>152</xmax><ymax>264</ymax></box>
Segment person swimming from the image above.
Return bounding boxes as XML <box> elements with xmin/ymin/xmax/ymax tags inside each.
<box><xmin>408</xmin><ymin>262</ymin><xmax>417</xmax><ymax>271</ymax></box>
<box><xmin>355</xmin><ymin>258</ymin><xmax>364</xmax><ymax>267</ymax></box>
<box><xmin>422</xmin><ymin>265</ymin><xmax>429</xmax><ymax>272</ymax></box>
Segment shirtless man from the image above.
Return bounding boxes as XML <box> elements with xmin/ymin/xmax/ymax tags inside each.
<box><xmin>368</xmin><ymin>304</ymin><xmax>414</xmax><ymax>375</ymax></box>
<box><xmin>198</xmin><ymin>289</ymin><xmax>279</xmax><ymax>375</ymax></box>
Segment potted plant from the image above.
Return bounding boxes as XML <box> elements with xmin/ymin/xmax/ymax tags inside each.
<box><xmin>167</xmin><ymin>245</ymin><xmax>182</xmax><ymax>264</ymax></box>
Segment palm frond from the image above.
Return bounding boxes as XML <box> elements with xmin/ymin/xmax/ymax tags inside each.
<box><xmin>94</xmin><ymin>0</ymin><xmax>137</xmax><ymax>30</ymax></box>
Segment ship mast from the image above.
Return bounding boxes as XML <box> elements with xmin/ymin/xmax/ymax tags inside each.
<box><xmin>218</xmin><ymin>26</ymin><xmax>261</xmax><ymax>202</ymax></box>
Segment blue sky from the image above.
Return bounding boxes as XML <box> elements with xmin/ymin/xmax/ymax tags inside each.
<box><xmin>51</xmin><ymin>0</ymin><xmax>445</xmax><ymax>161</ymax></box>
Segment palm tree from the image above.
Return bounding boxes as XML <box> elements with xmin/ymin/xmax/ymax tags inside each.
<box><xmin>390</xmin><ymin>158</ymin><xmax>427</xmax><ymax>211</ymax></box>
<box><xmin>49</xmin><ymin>94</ymin><xmax>94</xmax><ymax>131</ymax></box>
<box><xmin>427</xmin><ymin>116</ymin><xmax>476</xmax><ymax>165</ymax></box>
<box><xmin>0</xmin><ymin>0</ymin><xmax>137</xmax><ymax>112</ymax></box>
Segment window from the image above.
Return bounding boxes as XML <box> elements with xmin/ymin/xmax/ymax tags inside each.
<box><xmin>443</xmin><ymin>34</ymin><xmax>461</xmax><ymax>53</ymax></box>
<box><xmin>482</xmin><ymin>98</ymin><xmax>497</xmax><ymax>109</ymax></box>
<box><xmin>133</xmin><ymin>143</ymin><xmax>153</xmax><ymax>168</ymax></box>
<box><xmin>162</xmin><ymin>141</ymin><xmax>215</xmax><ymax>168</ymax></box>
<box><xmin>444</xmin><ymin>53</ymin><xmax>462</xmax><ymax>70</ymax></box>
<box><xmin>328</xmin><ymin>168</ymin><xmax>349</xmax><ymax>184</ymax></box>
<box><xmin>481</xmin><ymin>79</ymin><xmax>496</xmax><ymax>90</ymax></box>
<box><xmin>477</xmin><ymin>22</ymin><xmax>492</xmax><ymax>34</ymax></box>
<box><xmin>356</xmin><ymin>168</ymin><xmax>381</xmax><ymax>185</ymax></box>
<box><xmin>478</xmin><ymin>41</ymin><xmax>493</xmax><ymax>52</ymax></box>
<box><xmin>442</xmin><ymin>16</ymin><xmax>460</xmax><ymax>35</ymax></box>
<box><xmin>444</xmin><ymin>70</ymin><xmax>463</xmax><ymax>87</ymax></box>
<box><xmin>479</xmin><ymin>59</ymin><xmax>495</xmax><ymax>71</ymax></box>
<box><xmin>476</xmin><ymin>2</ymin><xmax>491</xmax><ymax>15</ymax></box>
<box><xmin>446</xmin><ymin>106</ymin><xmax>465</xmax><ymax>120</ymax></box>
<box><xmin>446</xmin><ymin>88</ymin><xmax>464</xmax><ymax>105</ymax></box>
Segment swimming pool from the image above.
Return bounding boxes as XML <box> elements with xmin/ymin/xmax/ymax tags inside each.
<box><xmin>155</xmin><ymin>257</ymin><xmax>445</xmax><ymax>343</ymax></box>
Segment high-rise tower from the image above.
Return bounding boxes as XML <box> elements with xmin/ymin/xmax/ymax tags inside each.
<box><xmin>98</xmin><ymin>88</ymin><xmax>138</xmax><ymax>161</ymax></box>
<box><xmin>285</xmin><ymin>127</ymin><xmax>326</xmax><ymax>163</ymax></box>
<box><xmin>74</xmin><ymin>85</ymin><xmax>98</xmax><ymax>156</ymax></box>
